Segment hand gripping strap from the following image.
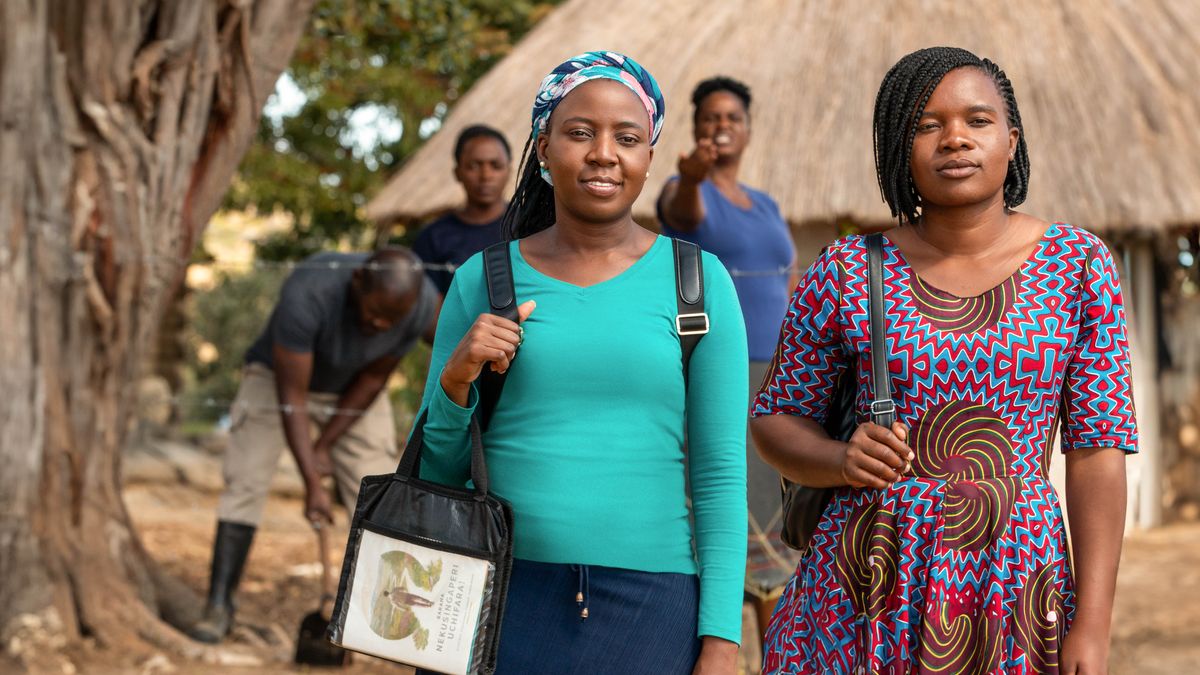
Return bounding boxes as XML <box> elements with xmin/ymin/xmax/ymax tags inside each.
<box><xmin>477</xmin><ymin>242</ymin><xmax>517</xmax><ymax>430</ymax></box>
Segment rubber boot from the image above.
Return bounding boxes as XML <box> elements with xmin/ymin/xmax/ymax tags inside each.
<box><xmin>188</xmin><ymin>521</ymin><xmax>256</xmax><ymax>643</ymax></box>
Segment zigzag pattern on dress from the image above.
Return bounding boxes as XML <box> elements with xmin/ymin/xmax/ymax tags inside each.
<box><xmin>755</xmin><ymin>224</ymin><xmax>1136</xmax><ymax>674</ymax></box>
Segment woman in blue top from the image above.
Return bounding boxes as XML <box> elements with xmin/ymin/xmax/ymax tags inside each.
<box><xmin>415</xmin><ymin>52</ymin><xmax>748</xmax><ymax>674</ymax></box>
<box><xmin>658</xmin><ymin>76</ymin><xmax>799</xmax><ymax>628</ymax></box>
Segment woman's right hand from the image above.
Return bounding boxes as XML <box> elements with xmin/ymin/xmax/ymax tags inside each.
<box><xmin>841</xmin><ymin>421</ymin><xmax>913</xmax><ymax>489</ymax></box>
<box><xmin>439</xmin><ymin>300</ymin><xmax>536</xmax><ymax>406</ymax></box>
<box><xmin>677</xmin><ymin>138</ymin><xmax>718</xmax><ymax>183</ymax></box>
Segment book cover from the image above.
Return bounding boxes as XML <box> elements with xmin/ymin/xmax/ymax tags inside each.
<box><xmin>340</xmin><ymin>529</ymin><xmax>492</xmax><ymax>674</ymax></box>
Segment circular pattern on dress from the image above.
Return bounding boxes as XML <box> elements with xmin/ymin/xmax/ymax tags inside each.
<box><xmin>834</xmin><ymin>499</ymin><xmax>879</xmax><ymax>616</ymax></box>
<box><xmin>833</xmin><ymin>499</ymin><xmax>901</xmax><ymax>622</ymax></box>
<box><xmin>910</xmin><ymin>400</ymin><xmax>1015</xmax><ymax>481</ymax></box>
<box><xmin>917</xmin><ymin>599</ymin><xmax>1003</xmax><ymax>673</ymax></box>
<box><xmin>865</xmin><ymin>509</ymin><xmax>899</xmax><ymax>619</ymax></box>
<box><xmin>1014</xmin><ymin>562</ymin><xmax>1066</xmax><ymax>672</ymax></box>
<box><xmin>942</xmin><ymin>478</ymin><xmax>1019</xmax><ymax>552</ymax></box>
<box><xmin>910</xmin><ymin>271</ymin><xmax>1020</xmax><ymax>334</ymax></box>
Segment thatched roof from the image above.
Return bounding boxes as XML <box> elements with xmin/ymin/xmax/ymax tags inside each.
<box><xmin>367</xmin><ymin>0</ymin><xmax>1200</xmax><ymax>233</ymax></box>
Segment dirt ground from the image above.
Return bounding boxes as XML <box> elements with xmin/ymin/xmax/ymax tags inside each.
<box><xmin>40</xmin><ymin>453</ymin><xmax>1200</xmax><ymax>674</ymax></box>
<box><xmin>102</xmin><ymin>483</ymin><xmax>406</xmax><ymax>675</ymax></box>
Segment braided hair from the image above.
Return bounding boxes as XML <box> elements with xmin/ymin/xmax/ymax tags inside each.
<box><xmin>872</xmin><ymin>46</ymin><xmax>1030</xmax><ymax>224</ymax></box>
<box><xmin>500</xmin><ymin>132</ymin><xmax>555</xmax><ymax>240</ymax></box>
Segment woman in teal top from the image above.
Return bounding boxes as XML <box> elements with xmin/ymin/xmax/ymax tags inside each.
<box><xmin>414</xmin><ymin>52</ymin><xmax>748</xmax><ymax>674</ymax></box>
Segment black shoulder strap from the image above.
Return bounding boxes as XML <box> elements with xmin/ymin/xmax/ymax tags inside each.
<box><xmin>865</xmin><ymin>234</ymin><xmax>895</xmax><ymax>427</ymax></box>
<box><xmin>477</xmin><ymin>242</ymin><xmax>517</xmax><ymax>430</ymax></box>
<box><xmin>483</xmin><ymin>242</ymin><xmax>518</xmax><ymax>321</ymax></box>
<box><xmin>478</xmin><ymin>239</ymin><xmax>708</xmax><ymax>425</ymax></box>
<box><xmin>672</xmin><ymin>239</ymin><xmax>708</xmax><ymax>389</ymax></box>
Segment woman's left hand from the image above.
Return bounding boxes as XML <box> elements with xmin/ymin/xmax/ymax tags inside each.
<box><xmin>692</xmin><ymin>636</ymin><xmax>738</xmax><ymax>675</ymax></box>
<box><xmin>1060</xmin><ymin>622</ymin><xmax>1110</xmax><ymax>675</ymax></box>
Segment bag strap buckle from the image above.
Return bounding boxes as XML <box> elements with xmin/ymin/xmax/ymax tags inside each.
<box><xmin>870</xmin><ymin>399</ymin><xmax>895</xmax><ymax>417</ymax></box>
<box><xmin>675</xmin><ymin>312</ymin><xmax>710</xmax><ymax>336</ymax></box>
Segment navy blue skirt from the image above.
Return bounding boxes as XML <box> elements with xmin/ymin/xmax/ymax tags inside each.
<box><xmin>422</xmin><ymin>558</ymin><xmax>701</xmax><ymax>674</ymax></box>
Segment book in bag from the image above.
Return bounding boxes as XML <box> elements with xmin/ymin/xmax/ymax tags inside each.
<box><xmin>338</xmin><ymin>525</ymin><xmax>495</xmax><ymax>673</ymax></box>
<box><xmin>327</xmin><ymin>413</ymin><xmax>513</xmax><ymax>675</ymax></box>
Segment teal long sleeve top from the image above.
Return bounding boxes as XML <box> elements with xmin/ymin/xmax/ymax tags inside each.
<box><xmin>415</xmin><ymin>235</ymin><xmax>748</xmax><ymax>644</ymax></box>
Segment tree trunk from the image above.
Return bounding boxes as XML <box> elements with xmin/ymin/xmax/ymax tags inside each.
<box><xmin>0</xmin><ymin>0</ymin><xmax>315</xmax><ymax>665</ymax></box>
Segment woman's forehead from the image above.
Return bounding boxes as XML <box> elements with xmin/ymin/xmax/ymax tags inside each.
<box><xmin>926</xmin><ymin>67</ymin><xmax>1003</xmax><ymax>109</ymax></box>
<box><xmin>697</xmin><ymin>90</ymin><xmax>746</xmax><ymax>113</ymax></box>
<box><xmin>461</xmin><ymin>135</ymin><xmax>508</xmax><ymax>158</ymax></box>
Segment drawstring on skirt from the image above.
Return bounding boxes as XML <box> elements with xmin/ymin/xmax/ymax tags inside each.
<box><xmin>570</xmin><ymin>564</ymin><xmax>590</xmax><ymax>620</ymax></box>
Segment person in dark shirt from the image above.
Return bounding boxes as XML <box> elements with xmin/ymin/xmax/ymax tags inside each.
<box><xmin>189</xmin><ymin>247</ymin><xmax>439</xmax><ymax>644</ymax></box>
<box><xmin>412</xmin><ymin>125</ymin><xmax>512</xmax><ymax>294</ymax></box>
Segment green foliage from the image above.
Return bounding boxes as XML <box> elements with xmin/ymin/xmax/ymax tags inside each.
<box><xmin>226</xmin><ymin>0</ymin><xmax>558</xmax><ymax>260</ymax></box>
<box><xmin>183</xmin><ymin>268</ymin><xmax>288</xmax><ymax>422</ymax></box>
<box><xmin>391</xmin><ymin>340</ymin><xmax>432</xmax><ymax>439</ymax></box>
<box><xmin>183</xmin><ymin>1</ymin><xmax>562</xmax><ymax>431</ymax></box>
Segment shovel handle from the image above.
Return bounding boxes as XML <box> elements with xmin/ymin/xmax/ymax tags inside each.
<box><xmin>312</xmin><ymin>522</ymin><xmax>335</xmax><ymax>618</ymax></box>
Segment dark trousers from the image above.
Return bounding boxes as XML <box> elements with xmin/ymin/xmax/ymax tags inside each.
<box><xmin>422</xmin><ymin>558</ymin><xmax>702</xmax><ymax>674</ymax></box>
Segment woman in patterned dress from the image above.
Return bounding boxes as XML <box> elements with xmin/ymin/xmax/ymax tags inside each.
<box><xmin>751</xmin><ymin>47</ymin><xmax>1137</xmax><ymax>674</ymax></box>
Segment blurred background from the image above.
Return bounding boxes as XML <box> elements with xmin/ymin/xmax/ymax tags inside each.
<box><xmin>2</xmin><ymin>1</ymin><xmax>1198</xmax><ymax>673</ymax></box>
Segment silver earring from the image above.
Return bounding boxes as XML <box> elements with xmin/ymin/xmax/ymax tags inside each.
<box><xmin>645</xmin><ymin>171</ymin><xmax>650</xmax><ymax>178</ymax></box>
<box><xmin>539</xmin><ymin>160</ymin><xmax>546</xmax><ymax>168</ymax></box>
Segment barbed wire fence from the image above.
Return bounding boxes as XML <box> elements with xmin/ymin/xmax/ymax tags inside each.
<box><xmin>141</xmin><ymin>253</ymin><xmax>799</xmax><ymax>430</ymax></box>
<box><xmin>158</xmin><ymin>254</ymin><xmax>794</xmax><ymax>277</ymax></box>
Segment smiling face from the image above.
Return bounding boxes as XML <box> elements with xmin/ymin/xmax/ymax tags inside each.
<box><xmin>694</xmin><ymin>90</ymin><xmax>749</xmax><ymax>160</ymax></box>
<box><xmin>908</xmin><ymin>67</ymin><xmax>1019</xmax><ymax>211</ymax></box>
<box><xmin>536</xmin><ymin>79</ymin><xmax>654</xmax><ymax>225</ymax></box>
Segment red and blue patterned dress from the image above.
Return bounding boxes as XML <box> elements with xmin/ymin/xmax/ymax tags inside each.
<box><xmin>753</xmin><ymin>224</ymin><xmax>1137</xmax><ymax>674</ymax></box>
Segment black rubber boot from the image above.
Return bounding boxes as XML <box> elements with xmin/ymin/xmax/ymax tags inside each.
<box><xmin>188</xmin><ymin>521</ymin><xmax>255</xmax><ymax>643</ymax></box>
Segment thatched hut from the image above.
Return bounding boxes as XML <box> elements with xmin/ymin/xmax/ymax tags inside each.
<box><xmin>368</xmin><ymin>0</ymin><xmax>1200</xmax><ymax>528</ymax></box>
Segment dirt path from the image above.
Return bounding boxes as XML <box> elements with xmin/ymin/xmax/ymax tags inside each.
<box><xmin>124</xmin><ymin>483</ymin><xmax>406</xmax><ymax>675</ymax></box>
<box><xmin>54</xmin><ymin>471</ymin><xmax>1200</xmax><ymax>673</ymax></box>
<box><xmin>1108</xmin><ymin>523</ymin><xmax>1200</xmax><ymax>672</ymax></box>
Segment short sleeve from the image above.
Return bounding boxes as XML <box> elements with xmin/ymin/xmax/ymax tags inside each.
<box><xmin>751</xmin><ymin>244</ymin><xmax>847</xmax><ymax>422</ymax></box>
<box><xmin>1061</xmin><ymin>241</ymin><xmax>1138</xmax><ymax>453</ymax></box>
<box><xmin>269</xmin><ymin>276</ymin><xmax>322</xmax><ymax>354</ymax></box>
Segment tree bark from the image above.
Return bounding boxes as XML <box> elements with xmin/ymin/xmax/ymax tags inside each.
<box><xmin>0</xmin><ymin>0</ymin><xmax>315</xmax><ymax>664</ymax></box>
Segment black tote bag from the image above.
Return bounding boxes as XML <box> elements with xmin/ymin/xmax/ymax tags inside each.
<box><xmin>780</xmin><ymin>233</ymin><xmax>895</xmax><ymax>551</ymax></box>
<box><xmin>325</xmin><ymin>410</ymin><xmax>514</xmax><ymax>675</ymax></box>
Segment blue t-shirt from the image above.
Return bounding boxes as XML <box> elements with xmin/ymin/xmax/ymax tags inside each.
<box><xmin>412</xmin><ymin>211</ymin><xmax>506</xmax><ymax>294</ymax></box>
<box><xmin>660</xmin><ymin>179</ymin><xmax>793</xmax><ymax>361</ymax></box>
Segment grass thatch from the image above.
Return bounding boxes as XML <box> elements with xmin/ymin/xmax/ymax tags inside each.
<box><xmin>367</xmin><ymin>0</ymin><xmax>1200</xmax><ymax>233</ymax></box>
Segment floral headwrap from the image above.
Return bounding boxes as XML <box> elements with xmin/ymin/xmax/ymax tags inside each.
<box><xmin>530</xmin><ymin>51</ymin><xmax>665</xmax><ymax>185</ymax></box>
